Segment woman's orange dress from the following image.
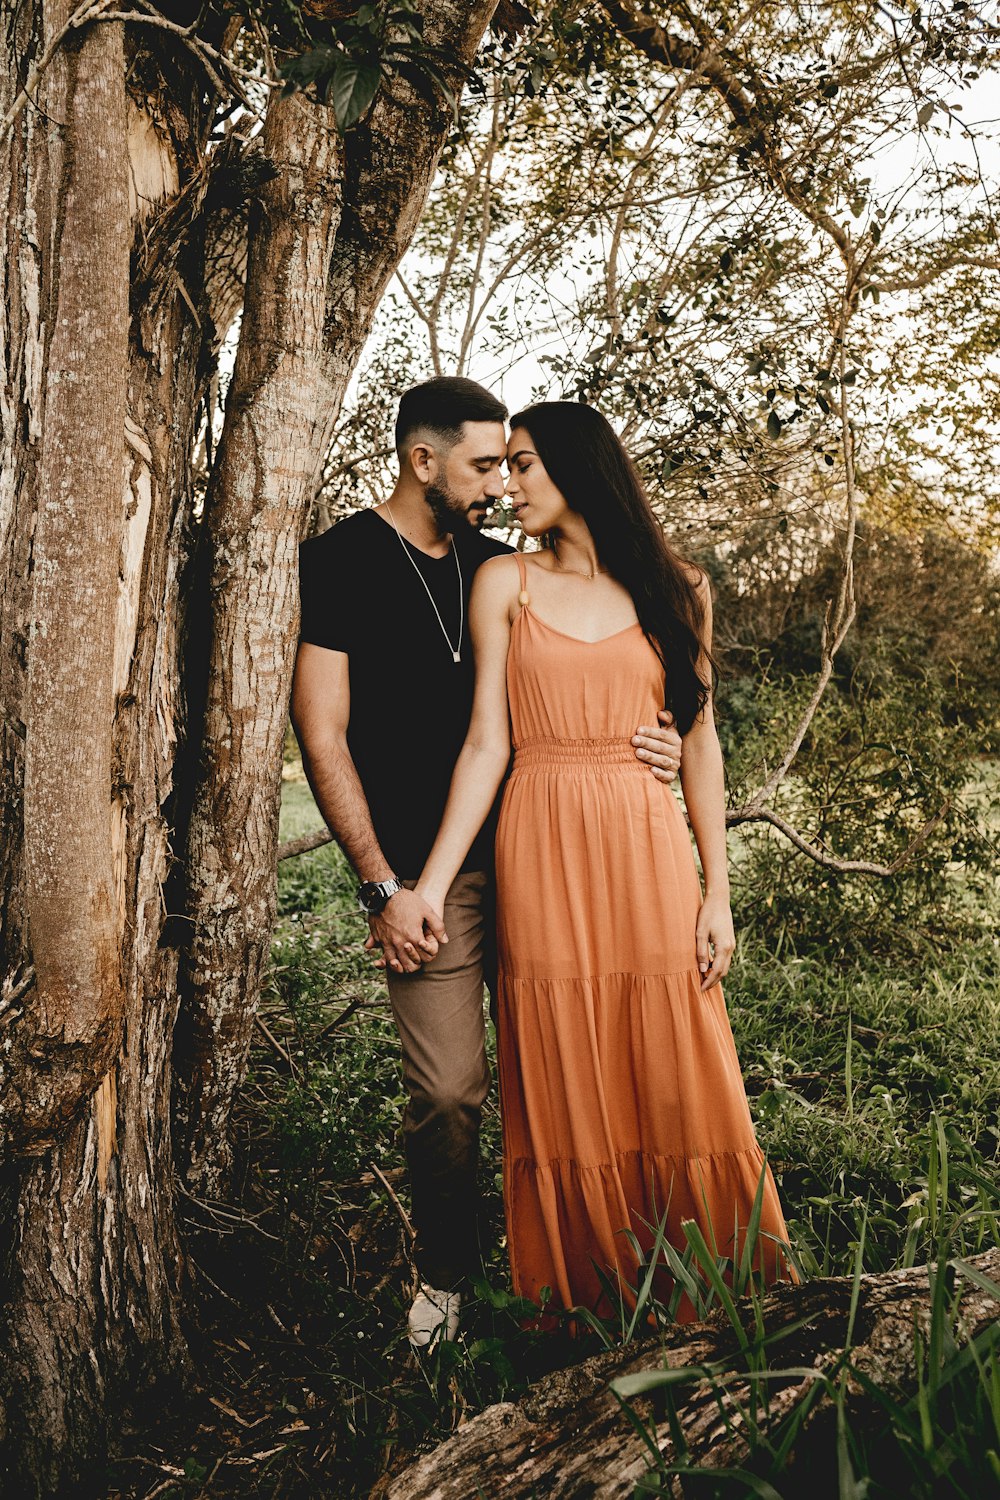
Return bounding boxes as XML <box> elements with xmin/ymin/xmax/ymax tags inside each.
<box><xmin>494</xmin><ymin>558</ymin><xmax>792</xmax><ymax>1321</ymax></box>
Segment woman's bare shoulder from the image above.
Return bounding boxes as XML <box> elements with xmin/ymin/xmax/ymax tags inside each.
<box><xmin>474</xmin><ymin>553</ymin><xmax>522</xmax><ymax>591</ymax></box>
<box><xmin>477</xmin><ymin>552</ymin><xmax>522</xmax><ymax>577</ymax></box>
<box><xmin>471</xmin><ymin>553</ymin><xmax>523</xmax><ymax>616</ymax></box>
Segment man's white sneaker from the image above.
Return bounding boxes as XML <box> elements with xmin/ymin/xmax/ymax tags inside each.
<box><xmin>407</xmin><ymin>1283</ymin><xmax>461</xmax><ymax>1353</ymax></box>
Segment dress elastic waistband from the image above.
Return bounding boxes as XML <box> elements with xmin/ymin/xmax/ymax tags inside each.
<box><xmin>512</xmin><ymin>735</ymin><xmax>642</xmax><ymax>770</ymax></box>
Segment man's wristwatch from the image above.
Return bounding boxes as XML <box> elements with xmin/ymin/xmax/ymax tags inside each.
<box><xmin>357</xmin><ymin>877</ymin><xmax>403</xmax><ymax>916</ymax></box>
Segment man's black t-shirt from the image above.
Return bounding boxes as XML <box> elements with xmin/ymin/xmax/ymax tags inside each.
<box><xmin>298</xmin><ymin>508</ymin><xmax>512</xmax><ymax>878</ymax></box>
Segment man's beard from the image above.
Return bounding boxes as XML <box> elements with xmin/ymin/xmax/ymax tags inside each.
<box><xmin>426</xmin><ymin>480</ymin><xmax>489</xmax><ymax>532</ymax></box>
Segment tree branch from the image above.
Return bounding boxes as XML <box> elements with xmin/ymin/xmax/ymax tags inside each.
<box><xmin>869</xmin><ymin>252</ymin><xmax>1000</xmax><ymax>293</ymax></box>
<box><xmin>600</xmin><ymin>0</ymin><xmax>858</xmax><ymax>279</ymax></box>
<box><xmin>388</xmin><ymin>1248</ymin><xmax>1000</xmax><ymax>1498</ymax></box>
<box><xmin>276</xmin><ymin>827</ymin><xmax>334</xmax><ymax>861</ymax></box>
<box><xmin>748</xmin><ymin>299</ymin><xmax>859</xmax><ymax>810</ymax></box>
<box><xmin>725</xmin><ymin>799</ymin><xmax>952</xmax><ymax>877</ymax></box>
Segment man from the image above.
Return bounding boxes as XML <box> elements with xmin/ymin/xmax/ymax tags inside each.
<box><xmin>290</xmin><ymin>377</ymin><xmax>682</xmax><ymax>1351</ymax></box>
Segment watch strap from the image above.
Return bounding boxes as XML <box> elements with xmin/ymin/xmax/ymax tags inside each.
<box><xmin>357</xmin><ymin>876</ymin><xmax>403</xmax><ymax>915</ymax></box>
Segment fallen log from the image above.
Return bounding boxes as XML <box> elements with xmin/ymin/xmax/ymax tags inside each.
<box><xmin>385</xmin><ymin>1248</ymin><xmax>1000</xmax><ymax>1499</ymax></box>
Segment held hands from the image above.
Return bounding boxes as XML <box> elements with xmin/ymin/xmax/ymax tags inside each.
<box><xmin>364</xmin><ymin>888</ymin><xmax>447</xmax><ymax>974</ymax></box>
<box><xmin>632</xmin><ymin>709</ymin><xmax>682</xmax><ymax>781</ymax></box>
<box><xmin>696</xmin><ymin>892</ymin><xmax>736</xmax><ymax>992</ymax></box>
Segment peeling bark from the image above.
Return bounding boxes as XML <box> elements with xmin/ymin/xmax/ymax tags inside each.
<box><xmin>2</xmin><ymin>0</ymin><xmax>128</xmax><ymax>1144</ymax></box>
<box><xmin>0</xmin><ymin>12</ymin><xmax>217</xmax><ymax>1488</ymax></box>
<box><xmin>386</xmin><ymin>1250</ymin><xmax>1000</xmax><ymax>1499</ymax></box>
<box><xmin>20</xmin><ymin>0</ymin><xmax>128</xmax><ymax>1124</ymax></box>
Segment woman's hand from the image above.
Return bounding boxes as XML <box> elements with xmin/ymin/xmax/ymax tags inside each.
<box><xmin>413</xmin><ymin>883</ymin><xmax>448</xmax><ymax>932</ymax></box>
<box><xmin>364</xmin><ymin>888</ymin><xmax>447</xmax><ymax>974</ymax></box>
<box><xmin>696</xmin><ymin>892</ymin><xmax>735</xmax><ymax>991</ymax></box>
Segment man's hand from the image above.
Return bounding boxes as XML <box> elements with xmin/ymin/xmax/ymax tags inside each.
<box><xmin>364</xmin><ymin>888</ymin><xmax>448</xmax><ymax>974</ymax></box>
<box><xmin>632</xmin><ymin>708</ymin><xmax>682</xmax><ymax>782</ymax></box>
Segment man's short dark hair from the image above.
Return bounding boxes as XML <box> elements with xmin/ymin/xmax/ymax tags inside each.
<box><xmin>395</xmin><ymin>377</ymin><xmax>508</xmax><ymax>460</ymax></box>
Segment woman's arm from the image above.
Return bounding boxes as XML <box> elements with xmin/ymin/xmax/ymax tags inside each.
<box><xmin>677</xmin><ymin>576</ymin><xmax>736</xmax><ymax>991</ymax></box>
<box><xmin>415</xmin><ymin>557</ymin><xmax>516</xmax><ymax>917</ymax></box>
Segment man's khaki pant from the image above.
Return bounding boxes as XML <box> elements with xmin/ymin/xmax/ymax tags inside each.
<box><xmin>386</xmin><ymin>869</ymin><xmax>495</xmax><ymax>1291</ymax></box>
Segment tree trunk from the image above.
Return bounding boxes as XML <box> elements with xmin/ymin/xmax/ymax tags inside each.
<box><xmin>176</xmin><ymin>0</ymin><xmax>501</xmax><ymax>1197</ymax></box>
<box><xmin>0</xmin><ymin>13</ymin><xmax>219</xmax><ymax>1489</ymax></box>
<box><xmin>174</xmin><ymin>87</ymin><xmax>345</xmax><ymax>1193</ymax></box>
<box><xmin>385</xmin><ymin>1250</ymin><xmax>1000</xmax><ymax>1499</ymax></box>
<box><xmin>1</xmin><ymin>0</ymin><xmax>129</xmax><ymax>1155</ymax></box>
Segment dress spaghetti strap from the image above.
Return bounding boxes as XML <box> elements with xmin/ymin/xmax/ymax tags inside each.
<box><xmin>514</xmin><ymin>552</ymin><xmax>530</xmax><ymax>608</ymax></box>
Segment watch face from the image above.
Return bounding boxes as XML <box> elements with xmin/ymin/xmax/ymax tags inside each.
<box><xmin>358</xmin><ymin>882</ymin><xmax>381</xmax><ymax>913</ymax></box>
<box><xmin>359</xmin><ymin>880</ymin><xmax>398</xmax><ymax>915</ymax></box>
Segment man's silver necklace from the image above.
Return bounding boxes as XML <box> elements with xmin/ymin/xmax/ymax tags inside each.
<box><xmin>384</xmin><ymin>502</ymin><xmax>464</xmax><ymax>663</ymax></box>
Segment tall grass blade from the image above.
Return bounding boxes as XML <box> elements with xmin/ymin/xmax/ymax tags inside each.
<box><xmin>611</xmin><ymin>1364</ymin><xmax>714</xmax><ymax>1400</ymax></box>
<box><xmin>928</xmin><ymin>1115</ymin><xmax>940</xmax><ymax>1244</ymax></box>
<box><xmin>845</xmin><ymin>1203</ymin><xmax>867</xmax><ymax>1352</ymax></box>
<box><xmin>951</xmin><ymin>1257</ymin><xmax>1000</xmax><ymax>1305</ymax></box>
<box><xmin>737</xmin><ymin>1160</ymin><xmax>770</xmax><ymax>1296</ymax></box>
<box><xmin>670</xmin><ymin>1465</ymin><xmax>786</xmax><ymax>1499</ymax></box>
<box><xmin>568</xmin><ymin>1302</ymin><xmax>615</xmax><ymax>1350</ymax></box>
<box><xmin>624</xmin><ymin>1214</ymin><xmax>672</xmax><ymax>1343</ymax></box>
<box><xmin>936</xmin><ymin>1111</ymin><xmax>950</xmax><ymax>1221</ymax></box>
<box><xmin>836</xmin><ymin>1373</ymin><xmax>862</xmax><ymax>1500</ymax></box>
<box><xmin>654</xmin><ymin>1235</ymin><xmax>707</xmax><ymax>1319</ymax></box>
<box><xmin>609</xmin><ymin>1387</ymin><xmax>675</xmax><ymax>1472</ymax></box>
<box><xmin>681</xmin><ymin>1218</ymin><xmax>748</xmax><ymax>1351</ymax></box>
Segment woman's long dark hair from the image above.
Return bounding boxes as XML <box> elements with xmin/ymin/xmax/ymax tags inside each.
<box><xmin>509</xmin><ymin>402</ymin><xmax>714</xmax><ymax>734</ymax></box>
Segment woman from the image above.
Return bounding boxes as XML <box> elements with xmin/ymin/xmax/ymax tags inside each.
<box><xmin>415</xmin><ymin>402</ymin><xmax>792</xmax><ymax>1321</ymax></box>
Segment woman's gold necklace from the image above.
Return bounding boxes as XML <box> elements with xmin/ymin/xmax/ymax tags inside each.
<box><xmin>552</xmin><ymin>548</ymin><xmax>605</xmax><ymax>581</ymax></box>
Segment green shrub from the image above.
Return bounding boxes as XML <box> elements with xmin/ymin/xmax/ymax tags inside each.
<box><xmin>719</xmin><ymin>670</ymin><xmax>997</xmax><ymax>957</ymax></box>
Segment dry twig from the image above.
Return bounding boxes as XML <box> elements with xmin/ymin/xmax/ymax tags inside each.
<box><xmin>369</xmin><ymin>1160</ymin><xmax>416</xmax><ymax>1244</ymax></box>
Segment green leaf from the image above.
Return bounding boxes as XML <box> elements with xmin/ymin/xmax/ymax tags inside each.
<box><xmin>328</xmin><ymin>55</ymin><xmax>381</xmax><ymax>131</ymax></box>
<box><xmin>279</xmin><ymin>46</ymin><xmax>335</xmax><ymax>91</ymax></box>
<box><xmin>767</xmin><ymin>410</ymin><xmax>782</xmax><ymax>440</ymax></box>
<box><xmin>917</xmin><ymin>100</ymin><xmax>935</xmax><ymax>127</ymax></box>
<box><xmin>611</xmin><ymin>1364</ymin><xmax>711</xmax><ymax>1399</ymax></box>
<box><xmin>681</xmin><ymin>1218</ymin><xmax>748</xmax><ymax>1348</ymax></box>
<box><xmin>951</xmin><ymin>1257</ymin><xmax>1000</xmax><ymax>1304</ymax></box>
<box><xmin>671</xmin><ymin>1466</ymin><xmax>787</xmax><ymax>1500</ymax></box>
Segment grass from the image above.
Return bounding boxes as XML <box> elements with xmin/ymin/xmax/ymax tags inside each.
<box><xmin>114</xmin><ymin>769</ymin><xmax>1000</xmax><ymax>1498</ymax></box>
<box><xmin>609</xmin><ymin>1220</ymin><xmax>1000</xmax><ymax>1499</ymax></box>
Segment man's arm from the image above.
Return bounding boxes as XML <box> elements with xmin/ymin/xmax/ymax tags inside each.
<box><xmin>633</xmin><ymin>709</ymin><xmax>683</xmax><ymax>780</ymax></box>
<box><xmin>290</xmin><ymin>643</ymin><xmax>445</xmax><ymax>973</ymax></box>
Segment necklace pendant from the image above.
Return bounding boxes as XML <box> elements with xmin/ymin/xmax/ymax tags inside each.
<box><xmin>452</xmin><ymin>649</ymin><xmax>461</xmax><ymax>663</ymax></box>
